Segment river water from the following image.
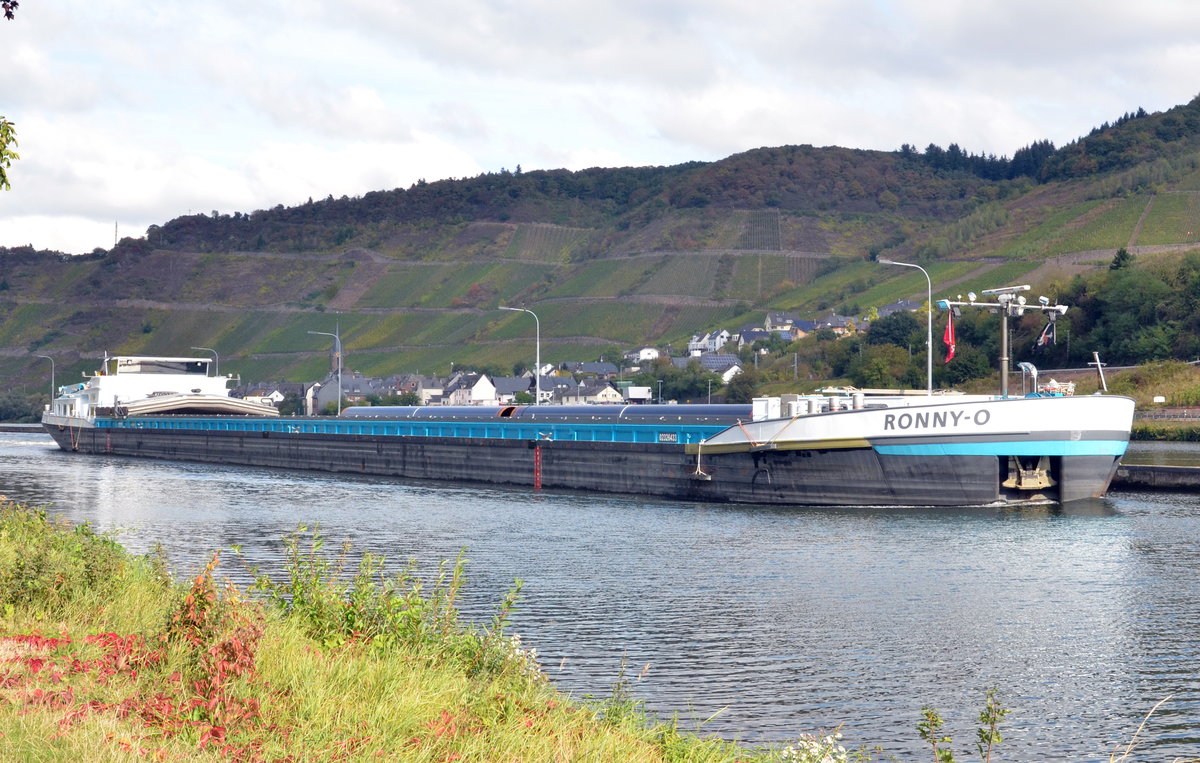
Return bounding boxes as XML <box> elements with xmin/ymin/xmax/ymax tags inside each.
<box><xmin>2</xmin><ymin>431</ymin><xmax>1199</xmax><ymax>760</ymax></box>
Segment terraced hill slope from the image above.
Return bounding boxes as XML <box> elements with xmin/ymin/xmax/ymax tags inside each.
<box><xmin>4</xmin><ymin>97</ymin><xmax>1200</xmax><ymax>391</ymax></box>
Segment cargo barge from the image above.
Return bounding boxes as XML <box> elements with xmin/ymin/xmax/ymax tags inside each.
<box><xmin>42</xmin><ymin>353</ymin><xmax>1134</xmax><ymax>507</ymax></box>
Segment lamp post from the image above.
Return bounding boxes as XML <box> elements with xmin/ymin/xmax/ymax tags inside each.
<box><xmin>35</xmin><ymin>354</ymin><xmax>55</xmax><ymax>401</ymax></box>
<box><xmin>499</xmin><ymin>306</ymin><xmax>540</xmax><ymax>406</ymax></box>
<box><xmin>307</xmin><ymin>328</ymin><xmax>342</xmax><ymax>415</ymax></box>
<box><xmin>190</xmin><ymin>346</ymin><xmax>218</xmax><ymax>376</ymax></box>
<box><xmin>657</xmin><ymin>379</ymin><xmax>663</xmax><ymax>404</ymax></box>
<box><xmin>878</xmin><ymin>258</ymin><xmax>933</xmax><ymax>395</ymax></box>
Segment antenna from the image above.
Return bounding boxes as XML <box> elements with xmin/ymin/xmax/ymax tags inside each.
<box><xmin>938</xmin><ymin>285</ymin><xmax>1068</xmax><ymax>398</ymax></box>
<box><xmin>980</xmin><ymin>285</ymin><xmax>1030</xmax><ymax>295</ymax></box>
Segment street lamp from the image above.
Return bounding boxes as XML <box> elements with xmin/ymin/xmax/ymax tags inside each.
<box><xmin>878</xmin><ymin>258</ymin><xmax>933</xmax><ymax>395</ymax></box>
<box><xmin>190</xmin><ymin>346</ymin><xmax>218</xmax><ymax>376</ymax></box>
<box><xmin>35</xmin><ymin>354</ymin><xmax>55</xmax><ymax>401</ymax></box>
<box><xmin>307</xmin><ymin>328</ymin><xmax>342</xmax><ymax>415</ymax></box>
<box><xmin>657</xmin><ymin>379</ymin><xmax>663</xmax><ymax>404</ymax></box>
<box><xmin>499</xmin><ymin>306</ymin><xmax>540</xmax><ymax>406</ymax></box>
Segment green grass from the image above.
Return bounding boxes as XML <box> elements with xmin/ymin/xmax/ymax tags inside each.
<box><xmin>0</xmin><ymin>502</ymin><xmax>801</xmax><ymax>763</ymax></box>
<box><xmin>1053</xmin><ymin>194</ymin><xmax>1150</xmax><ymax>253</ymax></box>
<box><xmin>728</xmin><ymin>254</ymin><xmax>782</xmax><ymax>301</ymax></box>
<box><xmin>543</xmin><ymin>258</ymin><xmax>666</xmax><ymax>299</ymax></box>
<box><xmin>0</xmin><ymin>303</ymin><xmax>71</xmax><ymax>346</ymax></box>
<box><xmin>857</xmin><ymin>261</ymin><xmax>981</xmax><ymax>309</ymax></box>
<box><xmin>126</xmin><ymin>311</ymin><xmax>244</xmax><ymax>356</ymax></box>
<box><xmin>533</xmin><ymin>301</ymin><xmax>662</xmax><ymax>342</ymax></box>
<box><xmin>635</xmin><ymin>256</ymin><xmax>723</xmax><ymax>297</ymax></box>
<box><xmin>355</xmin><ymin>265</ymin><xmax>456</xmax><ymax>306</ymax></box>
<box><xmin>944</xmin><ymin>261</ymin><xmax>1044</xmax><ymax>298</ymax></box>
<box><xmin>256</xmin><ymin>314</ymin><xmax>374</xmax><ymax>354</ymax></box>
<box><xmin>425</xmin><ymin>263</ymin><xmax>552</xmax><ymax>306</ymax></box>
<box><xmin>504</xmin><ymin>223</ymin><xmax>594</xmax><ymax>262</ymax></box>
<box><xmin>1134</xmin><ymin>192</ymin><xmax>1200</xmax><ymax>246</ymax></box>
<box><xmin>357</xmin><ymin>262</ymin><xmax>555</xmax><ymax>308</ymax></box>
<box><xmin>993</xmin><ymin>199</ymin><xmax>1107</xmax><ymax>258</ymax></box>
<box><xmin>347</xmin><ymin>312</ymin><xmax>484</xmax><ymax>349</ymax></box>
<box><xmin>767</xmin><ymin>259</ymin><xmax>879</xmax><ymax>312</ymax></box>
<box><xmin>1174</xmin><ymin>164</ymin><xmax>1200</xmax><ymax>192</ymax></box>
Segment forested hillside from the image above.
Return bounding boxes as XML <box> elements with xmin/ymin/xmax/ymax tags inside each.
<box><xmin>3</xmin><ymin>95</ymin><xmax>1200</xmax><ymax>411</ymax></box>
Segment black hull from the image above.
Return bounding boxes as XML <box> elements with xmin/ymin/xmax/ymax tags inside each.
<box><xmin>43</xmin><ymin>425</ymin><xmax>1118</xmax><ymax>507</ymax></box>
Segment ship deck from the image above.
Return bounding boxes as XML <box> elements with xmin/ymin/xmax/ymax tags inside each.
<box><xmin>90</xmin><ymin>415</ymin><xmax>730</xmax><ymax>446</ymax></box>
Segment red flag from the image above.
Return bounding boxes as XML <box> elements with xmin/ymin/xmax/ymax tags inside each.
<box><xmin>943</xmin><ymin>311</ymin><xmax>956</xmax><ymax>363</ymax></box>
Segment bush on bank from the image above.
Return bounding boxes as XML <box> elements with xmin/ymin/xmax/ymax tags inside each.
<box><xmin>1</xmin><ymin>499</ymin><xmax>834</xmax><ymax>762</ymax></box>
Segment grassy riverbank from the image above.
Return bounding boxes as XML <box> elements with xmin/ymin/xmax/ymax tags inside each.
<box><xmin>1131</xmin><ymin>421</ymin><xmax>1200</xmax><ymax>441</ymax></box>
<box><xmin>1</xmin><ymin>498</ymin><xmax>855</xmax><ymax>762</ymax></box>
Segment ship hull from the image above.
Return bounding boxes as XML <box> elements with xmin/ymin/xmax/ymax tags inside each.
<box><xmin>42</xmin><ymin>418</ymin><xmax>1121</xmax><ymax>507</ymax></box>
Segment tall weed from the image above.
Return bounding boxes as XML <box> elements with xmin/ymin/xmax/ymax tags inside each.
<box><xmin>249</xmin><ymin>525</ymin><xmax>528</xmax><ymax>680</ymax></box>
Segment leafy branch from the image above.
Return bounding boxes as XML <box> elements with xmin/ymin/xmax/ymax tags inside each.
<box><xmin>0</xmin><ymin>116</ymin><xmax>18</xmax><ymax>191</ymax></box>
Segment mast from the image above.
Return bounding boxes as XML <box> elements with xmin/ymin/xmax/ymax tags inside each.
<box><xmin>936</xmin><ymin>285</ymin><xmax>1068</xmax><ymax>398</ymax></box>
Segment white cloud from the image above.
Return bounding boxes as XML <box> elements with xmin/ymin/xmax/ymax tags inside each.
<box><xmin>241</xmin><ymin>135</ymin><xmax>483</xmax><ymax>207</ymax></box>
<box><xmin>4</xmin><ymin>0</ymin><xmax>1200</xmax><ymax>253</ymax></box>
<box><xmin>4</xmin><ymin>215</ymin><xmax>129</xmax><ymax>254</ymax></box>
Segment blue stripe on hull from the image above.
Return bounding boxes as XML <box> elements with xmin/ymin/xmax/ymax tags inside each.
<box><xmin>875</xmin><ymin>440</ymin><xmax>1128</xmax><ymax>457</ymax></box>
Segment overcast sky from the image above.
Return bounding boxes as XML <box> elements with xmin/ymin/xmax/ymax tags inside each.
<box><xmin>2</xmin><ymin>1</ymin><xmax>1198</xmax><ymax>254</ymax></box>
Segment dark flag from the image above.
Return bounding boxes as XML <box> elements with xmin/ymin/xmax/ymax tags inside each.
<box><xmin>1036</xmin><ymin>319</ymin><xmax>1056</xmax><ymax>349</ymax></box>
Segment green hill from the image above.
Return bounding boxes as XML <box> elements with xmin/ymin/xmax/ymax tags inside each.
<box><xmin>4</xmin><ymin>96</ymin><xmax>1200</xmax><ymax>397</ymax></box>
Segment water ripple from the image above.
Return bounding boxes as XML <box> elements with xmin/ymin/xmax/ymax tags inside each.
<box><xmin>3</xmin><ymin>434</ymin><xmax>1200</xmax><ymax>759</ymax></box>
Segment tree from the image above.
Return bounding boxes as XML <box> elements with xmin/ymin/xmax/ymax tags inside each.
<box><xmin>865</xmin><ymin>310</ymin><xmax>920</xmax><ymax>347</ymax></box>
<box><xmin>941</xmin><ymin>344</ymin><xmax>992</xmax><ymax>386</ymax></box>
<box><xmin>724</xmin><ymin>369</ymin><xmax>760</xmax><ymax>403</ymax></box>
<box><xmin>277</xmin><ymin>391</ymin><xmax>304</xmax><ymax>416</ymax></box>
<box><xmin>0</xmin><ymin>116</ymin><xmax>17</xmax><ymax>191</ymax></box>
<box><xmin>1</xmin><ymin>5</ymin><xmax>18</xmax><ymax>190</ymax></box>
<box><xmin>629</xmin><ymin>358</ymin><xmax>721</xmax><ymax>402</ymax></box>
<box><xmin>1109</xmin><ymin>247</ymin><xmax>1133</xmax><ymax>270</ymax></box>
<box><xmin>847</xmin><ymin>344</ymin><xmax>918</xmax><ymax>388</ymax></box>
<box><xmin>0</xmin><ymin>390</ymin><xmax>40</xmax><ymax>422</ymax></box>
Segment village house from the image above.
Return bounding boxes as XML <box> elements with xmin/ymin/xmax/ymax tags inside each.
<box><xmin>234</xmin><ymin>381</ymin><xmax>311</xmax><ymax>408</ymax></box>
<box><xmin>493</xmin><ymin>376</ymin><xmax>535</xmax><ymax>404</ymax></box>
<box><xmin>623</xmin><ymin>347</ymin><xmax>661</xmax><ymax>364</ymax></box>
<box><xmin>540</xmin><ymin>375</ymin><xmax>578</xmax><ymax>404</ymax></box>
<box><xmin>687</xmin><ymin>330</ymin><xmax>731</xmax><ymax>355</ymax></box>
<box><xmin>559</xmin><ymin>380</ymin><xmax>624</xmax><ymax>405</ymax></box>
<box><xmin>764</xmin><ymin>312</ymin><xmax>800</xmax><ymax>331</ymax></box>
<box><xmin>385</xmin><ymin>373</ymin><xmax>444</xmax><ymax>404</ymax></box>
<box><xmin>442</xmin><ymin>372</ymin><xmax>497</xmax><ymax>406</ymax></box>
<box><xmin>816</xmin><ymin>313</ymin><xmax>858</xmax><ymax>336</ymax></box>
<box><xmin>877</xmin><ymin>299</ymin><xmax>923</xmax><ymax>317</ymax></box>
<box><xmin>672</xmin><ymin>353</ymin><xmax>743</xmax><ymax>384</ymax></box>
<box><xmin>560</xmin><ymin>361</ymin><xmax>620</xmax><ymax>378</ymax></box>
<box><xmin>339</xmin><ymin>371</ymin><xmax>386</xmax><ymax>404</ymax></box>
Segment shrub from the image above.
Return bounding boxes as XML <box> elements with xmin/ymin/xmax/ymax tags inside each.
<box><xmin>0</xmin><ymin>500</ymin><xmax>134</xmax><ymax>613</ymax></box>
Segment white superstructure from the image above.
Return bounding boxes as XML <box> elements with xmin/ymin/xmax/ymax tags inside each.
<box><xmin>44</xmin><ymin>355</ymin><xmax>278</xmax><ymax>426</ymax></box>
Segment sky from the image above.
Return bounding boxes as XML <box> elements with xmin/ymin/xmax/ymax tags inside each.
<box><xmin>2</xmin><ymin>1</ymin><xmax>1199</xmax><ymax>255</ymax></box>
